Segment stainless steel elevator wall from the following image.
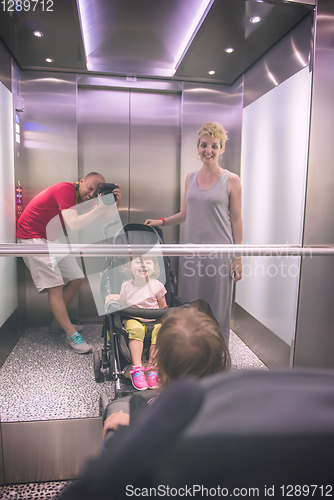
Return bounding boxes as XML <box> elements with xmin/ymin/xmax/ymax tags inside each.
<box><xmin>294</xmin><ymin>0</ymin><xmax>334</xmax><ymax>368</ymax></box>
<box><xmin>230</xmin><ymin>10</ymin><xmax>314</xmax><ymax>367</ymax></box>
<box><xmin>17</xmin><ymin>75</ymin><xmax>239</xmax><ymax>325</ymax></box>
<box><xmin>77</xmin><ymin>87</ymin><xmax>181</xmax><ymax>322</ymax></box>
<box><xmin>18</xmin><ymin>73</ymin><xmax>79</xmax><ymax>327</ymax></box>
<box><xmin>179</xmin><ymin>78</ymin><xmax>243</xmax><ymax>244</ymax></box>
<box><xmin>78</xmin><ymin>87</ymin><xmax>130</xmax><ymax>225</ymax></box>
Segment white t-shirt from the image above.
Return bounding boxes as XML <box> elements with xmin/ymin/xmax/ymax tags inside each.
<box><xmin>120</xmin><ymin>279</ymin><xmax>167</xmax><ymax>309</ymax></box>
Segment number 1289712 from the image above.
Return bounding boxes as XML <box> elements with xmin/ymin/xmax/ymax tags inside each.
<box><xmin>1</xmin><ymin>0</ymin><xmax>53</xmax><ymax>11</ymax></box>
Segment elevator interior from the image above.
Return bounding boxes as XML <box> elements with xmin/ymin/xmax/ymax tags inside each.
<box><xmin>0</xmin><ymin>0</ymin><xmax>314</xmax><ymax>360</ymax></box>
<box><xmin>2</xmin><ymin>0</ymin><xmax>334</xmax><ymax>486</ymax></box>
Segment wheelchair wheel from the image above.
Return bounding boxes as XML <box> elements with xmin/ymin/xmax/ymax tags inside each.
<box><xmin>93</xmin><ymin>350</ymin><xmax>103</xmax><ymax>382</ymax></box>
<box><xmin>99</xmin><ymin>391</ymin><xmax>109</xmax><ymax>417</ymax></box>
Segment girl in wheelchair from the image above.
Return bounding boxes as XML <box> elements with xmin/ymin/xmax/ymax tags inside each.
<box><xmin>102</xmin><ymin>306</ymin><xmax>230</xmax><ymax>438</ymax></box>
<box><xmin>105</xmin><ymin>256</ymin><xmax>167</xmax><ymax>391</ymax></box>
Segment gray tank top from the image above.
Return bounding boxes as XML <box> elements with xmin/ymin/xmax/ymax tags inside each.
<box><xmin>184</xmin><ymin>170</ymin><xmax>233</xmax><ymax>245</ymax></box>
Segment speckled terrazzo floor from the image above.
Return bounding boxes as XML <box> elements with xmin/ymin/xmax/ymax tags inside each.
<box><xmin>0</xmin><ymin>325</ymin><xmax>115</xmax><ymax>422</ymax></box>
<box><xmin>229</xmin><ymin>330</ymin><xmax>267</xmax><ymax>371</ymax></box>
<box><xmin>0</xmin><ymin>326</ymin><xmax>266</xmax><ymax>423</ymax></box>
<box><xmin>0</xmin><ymin>481</ymin><xmax>71</xmax><ymax>499</ymax></box>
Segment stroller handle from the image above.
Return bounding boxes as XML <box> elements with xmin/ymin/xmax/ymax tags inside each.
<box><xmin>102</xmin><ymin>219</ymin><xmax>119</xmax><ymax>241</ymax></box>
<box><xmin>117</xmin><ymin>307</ymin><xmax>169</xmax><ymax>320</ymax></box>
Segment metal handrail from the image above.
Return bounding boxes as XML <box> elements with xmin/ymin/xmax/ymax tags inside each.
<box><xmin>1</xmin><ymin>243</ymin><xmax>333</xmax><ymax>257</ymax></box>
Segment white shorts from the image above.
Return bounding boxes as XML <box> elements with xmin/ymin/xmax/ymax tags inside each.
<box><xmin>18</xmin><ymin>238</ymin><xmax>85</xmax><ymax>293</ymax></box>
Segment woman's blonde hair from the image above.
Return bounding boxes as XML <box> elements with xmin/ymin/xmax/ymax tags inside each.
<box><xmin>121</xmin><ymin>256</ymin><xmax>161</xmax><ymax>280</ymax></box>
<box><xmin>197</xmin><ymin>122</ymin><xmax>229</xmax><ymax>152</ymax></box>
<box><xmin>155</xmin><ymin>307</ymin><xmax>230</xmax><ymax>387</ymax></box>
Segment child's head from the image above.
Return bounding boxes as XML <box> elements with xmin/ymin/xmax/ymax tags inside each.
<box><xmin>122</xmin><ymin>256</ymin><xmax>161</xmax><ymax>280</ymax></box>
<box><xmin>155</xmin><ymin>307</ymin><xmax>230</xmax><ymax>386</ymax></box>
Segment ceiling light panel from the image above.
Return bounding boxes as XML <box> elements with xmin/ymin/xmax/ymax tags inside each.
<box><xmin>76</xmin><ymin>0</ymin><xmax>215</xmax><ymax>77</ymax></box>
<box><xmin>0</xmin><ymin>0</ymin><xmax>313</xmax><ymax>80</ymax></box>
<box><xmin>173</xmin><ymin>0</ymin><xmax>215</xmax><ymax>71</ymax></box>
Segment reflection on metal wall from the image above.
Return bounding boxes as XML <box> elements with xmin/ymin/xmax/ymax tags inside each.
<box><xmin>294</xmin><ymin>0</ymin><xmax>334</xmax><ymax>368</ymax></box>
<box><xmin>0</xmin><ymin>37</ymin><xmax>11</xmax><ymax>92</ymax></box>
<box><xmin>180</xmin><ymin>79</ymin><xmax>243</xmax><ymax>244</ymax></box>
<box><xmin>0</xmin><ymin>81</ymin><xmax>17</xmax><ymax>328</ymax></box>
<box><xmin>19</xmin><ymin>73</ymin><xmax>78</xmax><ymax>196</ymax></box>
<box><xmin>129</xmin><ymin>91</ymin><xmax>180</xmax><ymax>243</ymax></box>
<box><xmin>243</xmin><ymin>13</ymin><xmax>313</xmax><ymax>108</ymax></box>
<box><xmin>78</xmin><ymin>87</ymin><xmax>130</xmax><ymax>224</ymax></box>
<box><xmin>2</xmin><ymin>418</ymin><xmax>103</xmax><ymax>483</ymax></box>
<box><xmin>17</xmin><ymin>73</ymin><xmax>239</xmax><ymax>326</ymax></box>
<box><xmin>77</xmin><ymin>87</ymin><xmax>181</xmax><ymax>322</ymax></box>
<box><xmin>0</xmin><ymin>416</ymin><xmax>3</xmax><ymax>484</ymax></box>
<box><xmin>77</xmin><ymin>88</ymin><xmax>131</xmax><ymax>321</ymax></box>
<box><xmin>17</xmin><ymin>72</ymin><xmax>78</xmax><ymax>326</ymax></box>
<box><xmin>237</xmin><ymin>67</ymin><xmax>311</xmax><ymax>347</ymax></box>
<box><xmin>231</xmin><ymin>14</ymin><xmax>314</xmax><ymax>367</ymax></box>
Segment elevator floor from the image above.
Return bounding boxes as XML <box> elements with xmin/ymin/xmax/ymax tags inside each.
<box><xmin>0</xmin><ymin>480</ymin><xmax>71</xmax><ymax>499</ymax></box>
<box><xmin>0</xmin><ymin>325</ymin><xmax>266</xmax><ymax>423</ymax></box>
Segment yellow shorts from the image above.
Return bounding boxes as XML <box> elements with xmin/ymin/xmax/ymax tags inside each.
<box><xmin>124</xmin><ymin>319</ymin><xmax>161</xmax><ymax>345</ymax></box>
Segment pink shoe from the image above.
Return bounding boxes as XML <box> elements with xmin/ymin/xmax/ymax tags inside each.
<box><xmin>146</xmin><ymin>366</ymin><xmax>160</xmax><ymax>389</ymax></box>
<box><xmin>130</xmin><ymin>365</ymin><xmax>148</xmax><ymax>391</ymax></box>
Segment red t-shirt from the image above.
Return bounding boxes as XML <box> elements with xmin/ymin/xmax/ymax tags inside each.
<box><xmin>16</xmin><ymin>182</ymin><xmax>76</xmax><ymax>240</ymax></box>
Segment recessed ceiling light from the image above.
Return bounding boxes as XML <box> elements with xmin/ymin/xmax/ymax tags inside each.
<box><xmin>33</xmin><ymin>31</ymin><xmax>44</xmax><ymax>37</ymax></box>
<box><xmin>224</xmin><ymin>47</ymin><xmax>234</xmax><ymax>54</ymax></box>
<box><xmin>45</xmin><ymin>58</ymin><xmax>54</xmax><ymax>63</ymax></box>
<box><xmin>208</xmin><ymin>70</ymin><xmax>215</xmax><ymax>75</ymax></box>
<box><xmin>250</xmin><ymin>16</ymin><xmax>262</xmax><ymax>23</ymax></box>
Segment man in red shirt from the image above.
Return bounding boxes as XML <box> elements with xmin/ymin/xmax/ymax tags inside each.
<box><xmin>17</xmin><ymin>172</ymin><xmax>121</xmax><ymax>354</ymax></box>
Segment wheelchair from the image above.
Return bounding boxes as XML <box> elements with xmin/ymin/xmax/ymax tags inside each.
<box><xmin>93</xmin><ymin>223</ymin><xmax>185</xmax><ymax>413</ymax></box>
<box><xmin>60</xmin><ymin>368</ymin><xmax>334</xmax><ymax>500</ymax></box>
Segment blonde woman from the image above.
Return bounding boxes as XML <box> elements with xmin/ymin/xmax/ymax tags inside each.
<box><xmin>145</xmin><ymin>122</ymin><xmax>242</xmax><ymax>343</ymax></box>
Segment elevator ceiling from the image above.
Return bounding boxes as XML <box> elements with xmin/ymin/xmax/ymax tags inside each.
<box><xmin>0</xmin><ymin>0</ymin><xmax>314</xmax><ymax>84</ymax></box>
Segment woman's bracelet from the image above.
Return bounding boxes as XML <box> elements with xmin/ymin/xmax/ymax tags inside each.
<box><xmin>159</xmin><ymin>217</ymin><xmax>166</xmax><ymax>226</ymax></box>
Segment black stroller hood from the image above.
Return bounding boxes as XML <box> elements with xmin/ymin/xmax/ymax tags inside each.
<box><xmin>113</xmin><ymin>223</ymin><xmax>164</xmax><ymax>246</ymax></box>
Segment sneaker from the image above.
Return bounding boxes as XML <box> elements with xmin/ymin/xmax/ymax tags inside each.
<box><xmin>65</xmin><ymin>332</ymin><xmax>92</xmax><ymax>354</ymax></box>
<box><xmin>130</xmin><ymin>365</ymin><xmax>148</xmax><ymax>391</ymax></box>
<box><xmin>50</xmin><ymin>321</ymin><xmax>83</xmax><ymax>334</ymax></box>
<box><xmin>146</xmin><ymin>366</ymin><xmax>160</xmax><ymax>389</ymax></box>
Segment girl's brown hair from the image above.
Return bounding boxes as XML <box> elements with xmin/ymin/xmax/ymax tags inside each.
<box><xmin>155</xmin><ymin>307</ymin><xmax>230</xmax><ymax>387</ymax></box>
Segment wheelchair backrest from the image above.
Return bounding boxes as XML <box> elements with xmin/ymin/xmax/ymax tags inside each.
<box><xmin>152</xmin><ymin>369</ymin><xmax>334</xmax><ymax>488</ymax></box>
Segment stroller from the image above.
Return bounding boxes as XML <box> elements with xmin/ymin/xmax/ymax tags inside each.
<box><xmin>93</xmin><ymin>223</ymin><xmax>184</xmax><ymax>409</ymax></box>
